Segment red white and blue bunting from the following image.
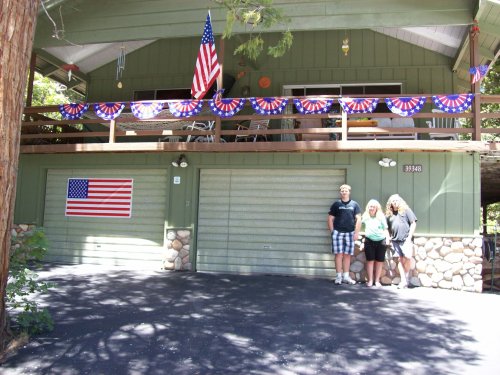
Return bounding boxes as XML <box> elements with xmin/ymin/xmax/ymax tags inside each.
<box><xmin>469</xmin><ymin>65</ymin><xmax>489</xmax><ymax>84</ymax></box>
<box><xmin>250</xmin><ymin>97</ymin><xmax>289</xmax><ymax>115</ymax></box>
<box><xmin>209</xmin><ymin>97</ymin><xmax>246</xmax><ymax>118</ymax></box>
<box><xmin>293</xmin><ymin>98</ymin><xmax>334</xmax><ymax>114</ymax></box>
<box><xmin>94</xmin><ymin>102</ymin><xmax>126</xmax><ymax>120</ymax></box>
<box><xmin>431</xmin><ymin>94</ymin><xmax>474</xmax><ymax>113</ymax></box>
<box><xmin>59</xmin><ymin>103</ymin><xmax>89</xmax><ymax>120</ymax></box>
<box><xmin>168</xmin><ymin>100</ymin><xmax>203</xmax><ymax>118</ymax></box>
<box><xmin>130</xmin><ymin>101</ymin><xmax>165</xmax><ymax>119</ymax></box>
<box><xmin>338</xmin><ymin>98</ymin><xmax>379</xmax><ymax>114</ymax></box>
<box><xmin>385</xmin><ymin>97</ymin><xmax>426</xmax><ymax>117</ymax></box>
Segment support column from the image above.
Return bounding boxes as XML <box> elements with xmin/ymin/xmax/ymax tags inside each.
<box><xmin>470</xmin><ymin>20</ymin><xmax>481</xmax><ymax>141</ymax></box>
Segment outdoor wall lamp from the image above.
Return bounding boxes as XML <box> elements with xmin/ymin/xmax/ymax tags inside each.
<box><xmin>172</xmin><ymin>154</ymin><xmax>188</xmax><ymax>168</ymax></box>
<box><xmin>379</xmin><ymin>157</ymin><xmax>397</xmax><ymax>168</ymax></box>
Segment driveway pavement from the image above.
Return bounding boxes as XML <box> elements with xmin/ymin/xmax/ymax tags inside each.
<box><xmin>1</xmin><ymin>264</ymin><xmax>500</xmax><ymax>375</ymax></box>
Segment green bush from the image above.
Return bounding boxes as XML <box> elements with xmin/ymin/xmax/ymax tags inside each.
<box><xmin>7</xmin><ymin>228</ymin><xmax>54</xmax><ymax>334</ymax></box>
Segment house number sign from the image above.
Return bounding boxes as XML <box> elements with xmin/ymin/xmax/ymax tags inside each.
<box><xmin>403</xmin><ymin>164</ymin><xmax>423</xmax><ymax>173</ymax></box>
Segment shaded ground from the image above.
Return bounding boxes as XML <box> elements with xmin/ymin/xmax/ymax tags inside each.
<box><xmin>1</xmin><ymin>264</ymin><xmax>500</xmax><ymax>375</ymax></box>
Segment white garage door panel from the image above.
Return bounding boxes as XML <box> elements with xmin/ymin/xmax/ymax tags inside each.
<box><xmin>197</xmin><ymin>169</ymin><xmax>344</xmax><ymax>277</ymax></box>
<box><xmin>44</xmin><ymin>169</ymin><xmax>168</xmax><ymax>269</ymax></box>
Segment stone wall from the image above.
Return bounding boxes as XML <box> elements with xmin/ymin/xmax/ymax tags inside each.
<box><xmin>350</xmin><ymin>236</ymin><xmax>484</xmax><ymax>292</ymax></box>
<box><xmin>163</xmin><ymin>229</ymin><xmax>192</xmax><ymax>271</ymax></box>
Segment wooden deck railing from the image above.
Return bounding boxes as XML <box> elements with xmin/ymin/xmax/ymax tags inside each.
<box><xmin>21</xmin><ymin>94</ymin><xmax>500</xmax><ymax>154</ymax></box>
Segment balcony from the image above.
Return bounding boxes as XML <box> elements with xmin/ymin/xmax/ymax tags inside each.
<box><xmin>21</xmin><ymin>94</ymin><xmax>500</xmax><ymax>154</ymax></box>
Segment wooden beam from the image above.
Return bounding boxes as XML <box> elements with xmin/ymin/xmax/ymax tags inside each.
<box><xmin>19</xmin><ymin>140</ymin><xmax>492</xmax><ymax>154</ymax></box>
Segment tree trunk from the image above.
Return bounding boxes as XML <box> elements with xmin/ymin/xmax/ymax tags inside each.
<box><xmin>0</xmin><ymin>0</ymin><xmax>39</xmax><ymax>351</ymax></box>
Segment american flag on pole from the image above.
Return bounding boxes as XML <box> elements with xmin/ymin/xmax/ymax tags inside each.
<box><xmin>65</xmin><ymin>178</ymin><xmax>133</xmax><ymax>218</ymax></box>
<box><xmin>191</xmin><ymin>11</ymin><xmax>220</xmax><ymax>99</ymax></box>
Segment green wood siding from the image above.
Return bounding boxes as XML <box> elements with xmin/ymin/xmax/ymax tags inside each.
<box><xmin>16</xmin><ymin>152</ymin><xmax>480</xmax><ymax>239</ymax></box>
<box><xmin>197</xmin><ymin>169</ymin><xmax>345</xmax><ymax>276</ymax></box>
<box><xmin>42</xmin><ymin>168</ymin><xmax>168</xmax><ymax>268</ymax></box>
<box><xmin>87</xmin><ymin>29</ymin><xmax>455</xmax><ymax>102</ymax></box>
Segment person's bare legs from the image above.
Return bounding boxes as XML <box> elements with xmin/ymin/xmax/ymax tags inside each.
<box><xmin>343</xmin><ymin>254</ymin><xmax>351</xmax><ymax>275</ymax></box>
<box><xmin>374</xmin><ymin>261</ymin><xmax>384</xmax><ymax>284</ymax></box>
<box><xmin>335</xmin><ymin>253</ymin><xmax>344</xmax><ymax>274</ymax></box>
<box><xmin>398</xmin><ymin>257</ymin><xmax>407</xmax><ymax>286</ymax></box>
<box><xmin>365</xmin><ymin>260</ymin><xmax>374</xmax><ymax>286</ymax></box>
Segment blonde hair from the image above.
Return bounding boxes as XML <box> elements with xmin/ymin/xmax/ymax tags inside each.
<box><xmin>362</xmin><ymin>199</ymin><xmax>385</xmax><ymax>221</ymax></box>
<box><xmin>385</xmin><ymin>194</ymin><xmax>410</xmax><ymax>217</ymax></box>
<box><xmin>339</xmin><ymin>184</ymin><xmax>351</xmax><ymax>192</ymax></box>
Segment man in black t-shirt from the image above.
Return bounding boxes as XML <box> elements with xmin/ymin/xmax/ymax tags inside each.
<box><xmin>327</xmin><ymin>184</ymin><xmax>361</xmax><ymax>285</ymax></box>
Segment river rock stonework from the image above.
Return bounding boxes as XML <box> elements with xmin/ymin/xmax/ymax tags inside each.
<box><xmin>352</xmin><ymin>236</ymin><xmax>483</xmax><ymax>292</ymax></box>
<box><xmin>163</xmin><ymin>229</ymin><xmax>192</xmax><ymax>271</ymax></box>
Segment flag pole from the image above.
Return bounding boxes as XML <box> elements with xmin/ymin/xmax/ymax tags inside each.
<box><xmin>215</xmin><ymin>36</ymin><xmax>224</xmax><ymax>143</ymax></box>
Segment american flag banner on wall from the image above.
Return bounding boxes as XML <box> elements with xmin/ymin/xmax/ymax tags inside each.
<box><xmin>65</xmin><ymin>178</ymin><xmax>133</xmax><ymax>218</ymax></box>
<box><xmin>191</xmin><ymin>11</ymin><xmax>220</xmax><ymax>99</ymax></box>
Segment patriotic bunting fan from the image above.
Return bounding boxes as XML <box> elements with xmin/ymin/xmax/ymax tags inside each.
<box><xmin>469</xmin><ymin>65</ymin><xmax>488</xmax><ymax>84</ymax></box>
<box><xmin>338</xmin><ymin>98</ymin><xmax>378</xmax><ymax>114</ymax></box>
<box><xmin>250</xmin><ymin>97</ymin><xmax>289</xmax><ymax>115</ymax></box>
<box><xmin>130</xmin><ymin>101</ymin><xmax>164</xmax><ymax>119</ymax></box>
<box><xmin>168</xmin><ymin>100</ymin><xmax>204</xmax><ymax>118</ymax></box>
<box><xmin>58</xmin><ymin>103</ymin><xmax>89</xmax><ymax>120</ymax></box>
<box><xmin>385</xmin><ymin>97</ymin><xmax>426</xmax><ymax>117</ymax></box>
<box><xmin>209</xmin><ymin>96</ymin><xmax>246</xmax><ymax>118</ymax></box>
<box><xmin>94</xmin><ymin>102</ymin><xmax>125</xmax><ymax>120</ymax></box>
<box><xmin>293</xmin><ymin>98</ymin><xmax>334</xmax><ymax>114</ymax></box>
<box><xmin>431</xmin><ymin>94</ymin><xmax>474</xmax><ymax>113</ymax></box>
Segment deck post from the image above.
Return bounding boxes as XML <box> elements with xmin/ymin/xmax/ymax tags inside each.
<box><xmin>109</xmin><ymin>119</ymin><xmax>116</xmax><ymax>143</ymax></box>
<box><xmin>470</xmin><ymin>21</ymin><xmax>481</xmax><ymax>141</ymax></box>
<box><xmin>341</xmin><ymin>110</ymin><xmax>348</xmax><ymax>141</ymax></box>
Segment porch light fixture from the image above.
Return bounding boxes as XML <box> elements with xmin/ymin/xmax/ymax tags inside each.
<box><xmin>172</xmin><ymin>154</ymin><xmax>188</xmax><ymax>168</ymax></box>
<box><xmin>379</xmin><ymin>158</ymin><xmax>397</xmax><ymax>168</ymax></box>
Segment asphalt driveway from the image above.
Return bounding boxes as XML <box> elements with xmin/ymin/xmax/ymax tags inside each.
<box><xmin>2</xmin><ymin>264</ymin><xmax>500</xmax><ymax>375</ymax></box>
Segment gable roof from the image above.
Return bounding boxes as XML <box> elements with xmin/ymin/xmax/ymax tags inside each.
<box><xmin>34</xmin><ymin>0</ymin><xmax>499</xmax><ymax>95</ymax></box>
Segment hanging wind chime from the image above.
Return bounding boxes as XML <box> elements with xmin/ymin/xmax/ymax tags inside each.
<box><xmin>116</xmin><ymin>46</ymin><xmax>126</xmax><ymax>89</ymax></box>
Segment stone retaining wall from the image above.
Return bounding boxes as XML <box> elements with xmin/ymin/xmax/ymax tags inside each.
<box><xmin>351</xmin><ymin>236</ymin><xmax>484</xmax><ymax>292</ymax></box>
<box><xmin>163</xmin><ymin>229</ymin><xmax>192</xmax><ymax>271</ymax></box>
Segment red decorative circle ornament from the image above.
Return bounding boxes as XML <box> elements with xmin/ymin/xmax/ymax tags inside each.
<box><xmin>258</xmin><ymin>76</ymin><xmax>271</xmax><ymax>89</ymax></box>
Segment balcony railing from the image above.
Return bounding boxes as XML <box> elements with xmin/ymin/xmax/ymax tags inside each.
<box><xmin>21</xmin><ymin>94</ymin><xmax>500</xmax><ymax>154</ymax></box>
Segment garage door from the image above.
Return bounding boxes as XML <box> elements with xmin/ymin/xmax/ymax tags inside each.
<box><xmin>197</xmin><ymin>169</ymin><xmax>345</xmax><ymax>277</ymax></box>
<box><xmin>43</xmin><ymin>169</ymin><xmax>167</xmax><ymax>269</ymax></box>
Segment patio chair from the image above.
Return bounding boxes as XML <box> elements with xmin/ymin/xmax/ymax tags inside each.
<box><xmin>234</xmin><ymin>119</ymin><xmax>270</xmax><ymax>142</ymax></box>
<box><xmin>184</xmin><ymin>121</ymin><xmax>215</xmax><ymax>142</ymax></box>
<box><xmin>426</xmin><ymin>109</ymin><xmax>460</xmax><ymax>140</ymax></box>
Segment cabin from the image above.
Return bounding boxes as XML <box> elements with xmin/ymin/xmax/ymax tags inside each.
<box><xmin>15</xmin><ymin>0</ymin><xmax>500</xmax><ymax>292</ymax></box>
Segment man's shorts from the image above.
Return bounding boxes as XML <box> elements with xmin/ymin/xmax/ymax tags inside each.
<box><xmin>331</xmin><ymin>230</ymin><xmax>355</xmax><ymax>255</ymax></box>
<box><xmin>392</xmin><ymin>240</ymin><xmax>413</xmax><ymax>258</ymax></box>
<box><xmin>364</xmin><ymin>238</ymin><xmax>386</xmax><ymax>262</ymax></box>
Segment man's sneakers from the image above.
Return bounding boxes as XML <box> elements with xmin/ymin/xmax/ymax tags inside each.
<box><xmin>334</xmin><ymin>274</ymin><xmax>356</xmax><ymax>285</ymax></box>
<box><xmin>342</xmin><ymin>275</ymin><xmax>356</xmax><ymax>285</ymax></box>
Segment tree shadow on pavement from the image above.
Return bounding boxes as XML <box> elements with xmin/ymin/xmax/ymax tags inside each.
<box><xmin>0</xmin><ymin>264</ymin><xmax>482</xmax><ymax>375</ymax></box>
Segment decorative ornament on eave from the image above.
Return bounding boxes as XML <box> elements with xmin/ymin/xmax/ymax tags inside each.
<box><xmin>61</xmin><ymin>63</ymin><xmax>79</xmax><ymax>81</ymax></box>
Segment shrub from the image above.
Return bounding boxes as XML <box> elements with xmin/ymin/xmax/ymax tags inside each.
<box><xmin>7</xmin><ymin>228</ymin><xmax>54</xmax><ymax>334</ymax></box>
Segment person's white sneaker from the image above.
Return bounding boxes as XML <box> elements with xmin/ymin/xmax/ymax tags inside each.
<box><xmin>342</xmin><ymin>276</ymin><xmax>356</xmax><ymax>285</ymax></box>
<box><xmin>334</xmin><ymin>276</ymin><xmax>342</xmax><ymax>285</ymax></box>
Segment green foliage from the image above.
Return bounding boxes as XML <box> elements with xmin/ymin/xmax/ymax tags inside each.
<box><xmin>7</xmin><ymin>228</ymin><xmax>54</xmax><ymax>334</ymax></box>
<box><xmin>214</xmin><ymin>0</ymin><xmax>293</xmax><ymax>60</ymax></box>
<box><xmin>480</xmin><ymin>60</ymin><xmax>500</xmax><ymax>142</ymax></box>
<box><xmin>461</xmin><ymin>60</ymin><xmax>500</xmax><ymax>141</ymax></box>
